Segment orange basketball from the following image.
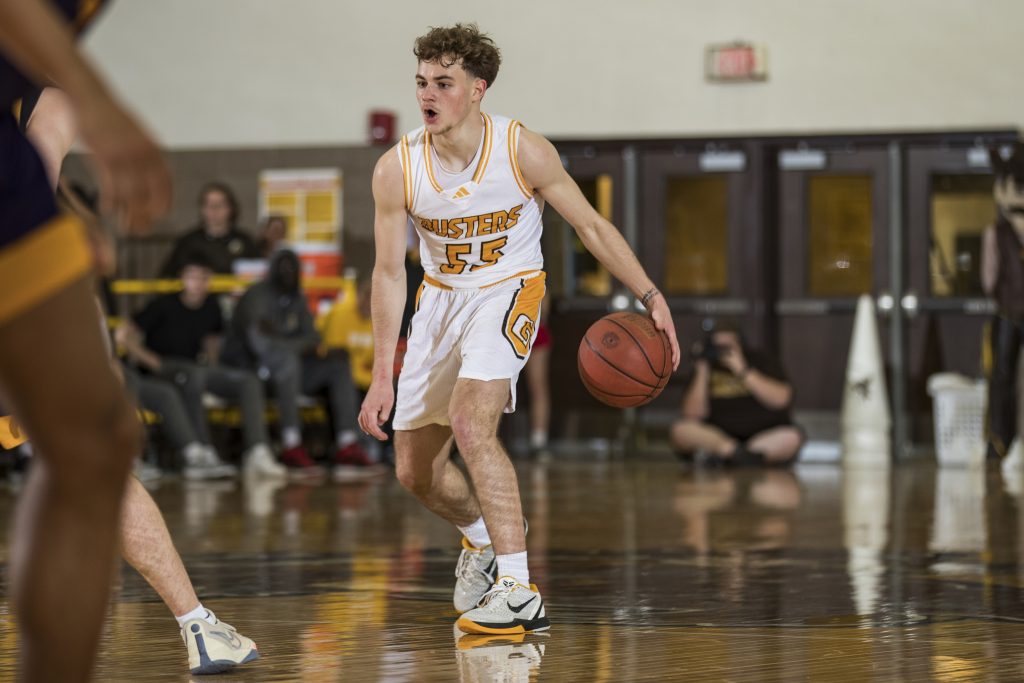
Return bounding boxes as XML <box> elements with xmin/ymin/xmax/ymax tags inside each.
<box><xmin>577</xmin><ymin>311</ymin><xmax>672</xmax><ymax>408</ymax></box>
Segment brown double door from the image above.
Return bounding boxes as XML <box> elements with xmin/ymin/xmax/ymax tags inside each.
<box><xmin>775</xmin><ymin>147</ymin><xmax>893</xmax><ymax>414</ymax></box>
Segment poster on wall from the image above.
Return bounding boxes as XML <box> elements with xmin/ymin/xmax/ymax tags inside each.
<box><xmin>258</xmin><ymin>168</ymin><xmax>343</xmax><ymax>245</ymax></box>
<box><xmin>258</xmin><ymin>168</ymin><xmax>344</xmax><ymax>303</ymax></box>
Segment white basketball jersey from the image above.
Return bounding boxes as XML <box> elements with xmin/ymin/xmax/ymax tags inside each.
<box><xmin>398</xmin><ymin>114</ymin><xmax>544</xmax><ymax>289</ymax></box>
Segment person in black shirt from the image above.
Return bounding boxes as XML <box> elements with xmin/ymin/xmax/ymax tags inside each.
<box><xmin>119</xmin><ymin>254</ymin><xmax>286</xmax><ymax>478</ymax></box>
<box><xmin>160</xmin><ymin>182</ymin><xmax>260</xmax><ymax>277</ymax></box>
<box><xmin>671</xmin><ymin>323</ymin><xmax>804</xmax><ymax>466</ymax></box>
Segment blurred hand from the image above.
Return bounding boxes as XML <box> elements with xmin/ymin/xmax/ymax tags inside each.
<box><xmin>646</xmin><ymin>294</ymin><xmax>680</xmax><ymax>370</ymax></box>
<box><xmin>76</xmin><ymin>94</ymin><xmax>171</xmax><ymax>234</ymax></box>
<box><xmin>358</xmin><ymin>378</ymin><xmax>394</xmax><ymax>441</ymax></box>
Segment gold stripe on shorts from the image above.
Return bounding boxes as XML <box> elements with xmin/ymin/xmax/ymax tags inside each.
<box><xmin>0</xmin><ymin>214</ymin><xmax>93</xmax><ymax>325</ymax></box>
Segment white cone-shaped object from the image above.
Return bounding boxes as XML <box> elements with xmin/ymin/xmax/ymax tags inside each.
<box><xmin>841</xmin><ymin>295</ymin><xmax>891</xmax><ymax>466</ymax></box>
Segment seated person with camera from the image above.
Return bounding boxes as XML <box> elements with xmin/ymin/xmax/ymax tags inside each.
<box><xmin>670</xmin><ymin>323</ymin><xmax>803</xmax><ymax>467</ymax></box>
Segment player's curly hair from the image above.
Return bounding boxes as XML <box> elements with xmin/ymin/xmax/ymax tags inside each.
<box><xmin>414</xmin><ymin>23</ymin><xmax>501</xmax><ymax>88</ymax></box>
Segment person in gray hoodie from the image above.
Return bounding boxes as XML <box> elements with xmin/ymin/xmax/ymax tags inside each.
<box><xmin>222</xmin><ymin>249</ymin><xmax>372</xmax><ymax>476</ymax></box>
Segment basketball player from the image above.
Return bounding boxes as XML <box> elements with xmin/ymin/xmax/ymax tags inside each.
<box><xmin>12</xmin><ymin>79</ymin><xmax>259</xmax><ymax>679</ymax></box>
<box><xmin>0</xmin><ymin>1</ymin><xmax>170</xmax><ymax>679</ymax></box>
<box><xmin>359</xmin><ymin>24</ymin><xmax>680</xmax><ymax>635</ymax></box>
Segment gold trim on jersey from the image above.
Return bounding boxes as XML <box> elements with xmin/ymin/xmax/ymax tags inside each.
<box><xmin>508</xmin><ymin>121</ymin><xmax>533</xmax><ymax>199</ymax></box>
<box><xmin>472</xmin><ymin>114</ymin><xmax>494</xmax><ymax>184</ymax></box>
<box><xmin>399</xmin><ymin>136</ymin><xmax>413</xmax><ymax>211</ymax></box>
<box><xmin>423</xmin><ymin>268</ymin><xmax>542</xmax><ymax>292</ymax></box>
<box><xmin>0</xmin><ymin>214</ymin><xmax>93</xmax><ymax>325</ymax></box>
<box><xmin>423</xmin><ymin>114</ymin><xmax>493</xmax><ymax>195</ymax></box>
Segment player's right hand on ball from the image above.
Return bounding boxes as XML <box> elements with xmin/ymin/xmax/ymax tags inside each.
<box><xmin>359</xmin><ymin>379</ymin><xmax>394</xmax><ymax>441</ymax></box>
<box><xmin>77</xmin><ymin>93</ymin><xmax>171</xmax><ymax>234</ymax></box>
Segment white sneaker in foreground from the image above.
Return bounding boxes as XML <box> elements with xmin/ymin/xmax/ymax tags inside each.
<box><xmin>456</xmin><ymin>576</ymin><xmax>550</xmax><ymax>635</ymax></box>
<box><xmin>243</xmin><ymin>444</ymin><xmax>287</xmax><ymax>479</ymax></box>
<box><xmin>454</xmin><ymin>537</ymin><xmax>497</xmax><ymax>613</ymax></box>
<box><xmin>181</xmin><ymin>615</ymin><xmax>259</xmax><ymax>675</ymax></box>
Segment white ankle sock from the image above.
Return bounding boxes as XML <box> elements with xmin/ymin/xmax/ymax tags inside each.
<box><xmin>496</xmin><ymin>552</ymin><xmax>530</xmax><ymax>586</ymax></box>
<box><xmin>457</xmin><ymin>516</ymin><xmax>491</xmax><ymax>549</ymax></box>
<box><xmin>337</xmin><ymin>430</ymin><xmax>358</xmax><ymax>448</ymax></box>
<box><xmin>282</xmin><ymin>428</ymin><xmax>302</xmax><ymax>449</ymax></box>
<box><xmin>174</xmin><ymin>603</ymin><xmax>216</xmax><ymax>628</ymax></box>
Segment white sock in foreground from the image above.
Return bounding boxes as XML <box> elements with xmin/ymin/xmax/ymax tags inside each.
<box><xmin>496</xmin><ymin>551</ymin><xmax>530</xmax><ymax>587</ymax></box>
<box><xmin>457</xmin><ymin>516</ymin><xmax>491</xmax><ymax>549</ymax></box>
<box><xmin>175</xmin><ymin>603</ymin><xmax>217</xmax><ymax>628</ymax></box>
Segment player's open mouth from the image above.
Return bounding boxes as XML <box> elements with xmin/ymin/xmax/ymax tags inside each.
<box><xmin>423</xmin><ymin>109</ymin><xmax>438</xmax><ymax>124</ymax></box>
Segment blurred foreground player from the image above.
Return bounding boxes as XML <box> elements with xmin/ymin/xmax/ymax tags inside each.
<box><xmin>0</xmin><ymin>1</ymin><xmax>170</xmax><ymax>680</ymax></box>
<box><xmin>8</xmin><ymin>86</ymin><xmax>259</xmax><ymax>675</ymax></box>
<box><xmin>359</xmin><ymin>23</ymin><xmax>679</xmax><ymax>635</ymax></box>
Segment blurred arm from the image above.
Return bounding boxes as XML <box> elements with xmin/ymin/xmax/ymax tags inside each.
<box><xmin>681</xmin><ymin>361</ymin><xmax>710</xmax><ymax>420</ymax></box>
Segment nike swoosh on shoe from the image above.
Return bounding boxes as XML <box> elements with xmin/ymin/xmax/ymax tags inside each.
<box><xmin>508</xmin><ymin>596</ymin><xmax>537</xmax><ymax>614</ymax></box>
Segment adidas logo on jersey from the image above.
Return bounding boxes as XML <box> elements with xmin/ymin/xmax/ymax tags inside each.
<box><xmin>452</xmin><ymin>186</ymin><xmax>472</xmax><ymax>199</ymax></box>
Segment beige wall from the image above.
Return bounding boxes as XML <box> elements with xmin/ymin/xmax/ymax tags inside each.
<box><xmin>82</xmin><ymin>0</ymin><xmax>1022</xmax><ymax>149</ymax></box>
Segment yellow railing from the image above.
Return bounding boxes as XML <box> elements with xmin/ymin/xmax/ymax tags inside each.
<box><xmin>110</xmin><ymin>276</ymin><xmax>348</xmax><ymax>295</ymax></box>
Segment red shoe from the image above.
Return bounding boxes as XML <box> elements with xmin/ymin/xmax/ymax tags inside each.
<box><xmin>333</xmin><ymin>443</ymin><xmax>385</xmax><ymax>482</ymax></box>
<box><xmin>335</xmin><ymin>443</ymin><xmax>373</xmax><ymax>468</ymax></box>
<box><xmin>282</xmin><ymin>446</ymin><xmax>324</xmax><ymax>477</ymax></box>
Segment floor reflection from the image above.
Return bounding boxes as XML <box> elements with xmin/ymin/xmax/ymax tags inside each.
<box><xmin>1</xmin><ymin>458</ymin><xmax>1024</xmax><ymax>680</ymax></box>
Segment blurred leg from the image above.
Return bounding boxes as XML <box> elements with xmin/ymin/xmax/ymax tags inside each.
<box><xmin>669</xmin><ymin>418</ymin><xmax>737</xmax><ymax>457</ymax></box>
<box><xmin>158</xmin><ymin>360</ymin><xmax>211</xmax><ymax>445</ymax></box>
<box><xmin>206</xmin><ymin>366</ymin><xmax>269</xmax><ymax>450</ymax></box>
<box><xmin>524</xmin><ymin>345</ymin><xmax>550</xmax><ymax>449</ymax></box>
<box><xmin>1</xmin><ymin>277</ymin><xmax>141</xmax><ymax>682</ymax></box>
<box><xmin>746</xmin><ymin>425</ymin><xmax>805</xmax><ymax>464</ymax></box>
<box><xmin>988</xmin><ymin>316</ymin><xmax>1021</xmax><ymax>458</ymax></box>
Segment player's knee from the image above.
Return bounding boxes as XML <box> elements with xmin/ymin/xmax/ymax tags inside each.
<box><xmin>51</xmin><ymin>390</ymin><xmax>140</xmax><ymax>481</ymax></box>
<box><xmin>669</xmin><ymin>418</ymin><xmax>702</xmax><ymax>449</ymax></box>
<box><xmin>395</xmin><ymin>459</ymin><xmax>431</xmax><ymax>496</ymax></box>
<box><xmin>778</xmin><ymin>428</ymin><xmax>804</xmax><ymax>460</ymax></box>
<box><xmin>449</xmin><ymin>412</ymin><xmax>490</xmax><ymax>454</ymax></box>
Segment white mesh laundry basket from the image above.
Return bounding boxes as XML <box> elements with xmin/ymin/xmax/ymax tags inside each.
<box><xmin>927</xmin><ymin>373</ymin><xmax>987</xmax><ymax>467</ymax></box>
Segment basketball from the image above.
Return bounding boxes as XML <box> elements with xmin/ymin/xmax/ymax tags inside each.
<box><xmin>577</xmin><ymin>311</ymin><xmax>672</xmax><ymax>408</ymax></box>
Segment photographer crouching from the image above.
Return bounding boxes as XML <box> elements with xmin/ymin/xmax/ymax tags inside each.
<box><xmin>670</xmin><ymin>322</ymin><xmax>804</xmax><ymax>467</ymax></box>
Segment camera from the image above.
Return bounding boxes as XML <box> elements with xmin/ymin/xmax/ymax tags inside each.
<box><xmin>699</xmin><ymin>335</ymin><xmax>729</xmax><ymax>363</ymax></box>
<box><xmin>691</xmin><ymin>318</ymin><xmax>733</xmax><ymax>364</ymax></box>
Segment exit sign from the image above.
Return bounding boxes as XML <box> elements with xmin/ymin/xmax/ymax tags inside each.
<box><xmin>705</xmin><ymin>42</ymin><xmax>767</xmax><ymax>82</ymax></box>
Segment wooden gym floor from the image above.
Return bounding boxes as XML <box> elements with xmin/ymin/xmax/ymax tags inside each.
<box><xmin>0</xmin><ymin>457</ymin><xmax>1022</xmax><ymax>681</ymax></box>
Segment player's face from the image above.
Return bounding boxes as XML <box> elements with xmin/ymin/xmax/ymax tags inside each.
<box><xmin>415</xmin><ymin>60</ymin><xmax>483</xmax><ymax>135</ymax></box>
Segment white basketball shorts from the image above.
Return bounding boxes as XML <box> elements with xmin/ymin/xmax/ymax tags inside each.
<box><xmin>392</xmin><ymin>271</ymin><xmax>546</xmax><ymax>431</ymax></box>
